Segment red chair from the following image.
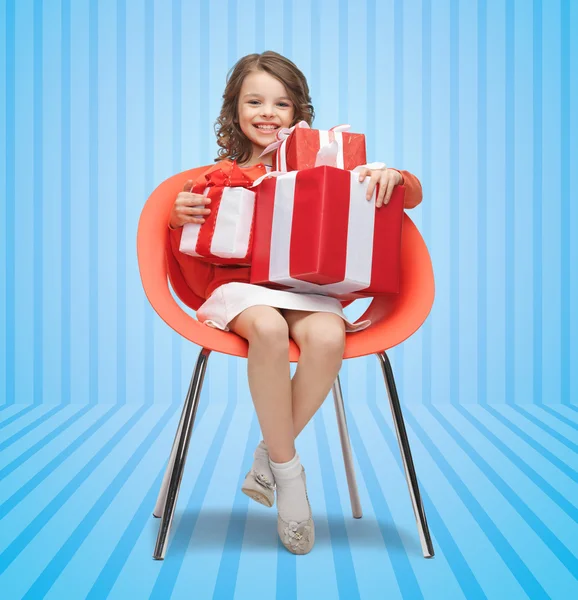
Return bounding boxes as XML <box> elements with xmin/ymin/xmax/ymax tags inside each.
<box><xmin>138</xmin><ymin>166</ymin><xmax>436</xmax><ymax>560</ymax></box>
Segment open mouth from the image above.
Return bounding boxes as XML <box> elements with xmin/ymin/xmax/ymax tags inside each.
<box><xmin>253</xmin><ymin>125</ymin><xmax>279</xmax><ymax>133</ymax></box>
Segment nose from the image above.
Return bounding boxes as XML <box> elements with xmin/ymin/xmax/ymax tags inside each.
<box><xmin>260</xmin><ymin>104</ymin><xmax>276</xmax><ymax>117</ymax></box>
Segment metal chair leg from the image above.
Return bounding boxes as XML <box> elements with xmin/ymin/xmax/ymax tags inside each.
<box><xmin>376</xmin><ymin>351</ymin><xmax>435</xmax><ymax>559</ymax></box>
<box><xmin>332</xmin><ymin>374</ymin><xmax>363</xmax><ymax>518</ymax></box>
<box><xmin>153</xmin><ymin>396</ymin><xmax>187</xmax><ymax>519</ymax></box>
<box><xmin>152</xmin><ymin>347</ymin><xmax>211</xmax><ymax>560</ymax></box>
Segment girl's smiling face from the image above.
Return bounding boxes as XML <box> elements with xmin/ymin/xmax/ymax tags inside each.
<box><xmin>237</xmin><ymin>70</ymin><xmax>295</xmax><ymax>165</ymax></box>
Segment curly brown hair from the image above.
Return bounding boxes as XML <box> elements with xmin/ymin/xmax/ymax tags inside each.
<box><xmin>213</xmin><ymin>51</ymin><xmax>315</xmax><ymax>165</ymax></box>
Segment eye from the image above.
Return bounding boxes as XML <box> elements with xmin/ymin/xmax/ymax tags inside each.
<box><xmin>247</xmin><ymin>100</ymin><xmax>291</xmax><ymax>107</ymax></box>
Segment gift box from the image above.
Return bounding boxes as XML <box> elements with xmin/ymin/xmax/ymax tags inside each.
<box><xmin>259</xmin><ymin>121</ymin><xmax>367</xmax><ymax>172</ymax></box>
<box><xmin>179</xmin><ymin>162</ymin><xmax>256</xmax><ymax>266</ymax></box>
<box><xmin>250</xmin><ymin>165</ymin><xmax>404</xmax><ymax>299</ymax></box>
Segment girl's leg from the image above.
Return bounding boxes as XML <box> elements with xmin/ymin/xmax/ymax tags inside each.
<box><xmin>229</xmin><ymin>306</ymin><xmax>334</xmax><ymax>554</ymax></box>
<box><xmin>227</xmin><ymin>305</ymin><xmax>295</xmax><ymax>463</ymax></box>
<box><xmin>281</xmin><ymin>310</ymin><xmax>346</xmax><ymax>438</ymax></box>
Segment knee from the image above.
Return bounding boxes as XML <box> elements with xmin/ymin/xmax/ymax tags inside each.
<box><xmin>300</xmin><ymin>320</ymin><xmax>345</xmax><ymax>358</ymax></box>
<box><xmin>248</xmin><ymin>313</ymin><xmax>289</xmax><ymax>350</ymax></box>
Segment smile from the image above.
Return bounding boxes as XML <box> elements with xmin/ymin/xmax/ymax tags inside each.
<box><xmin>253</xmin><ymin>125</ymin><xmax>279</xmax><ymax>131</ymax></box>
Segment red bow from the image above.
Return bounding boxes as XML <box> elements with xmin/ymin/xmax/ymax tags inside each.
<box><xmin>200</xmin><ymin>160</ymin><xmax>254</xmax><ymax>190</ymax></box>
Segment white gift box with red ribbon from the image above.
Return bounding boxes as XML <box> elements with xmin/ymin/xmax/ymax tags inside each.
<box><xmin>178</xmin><ymin>161</ymin><xmax>257</xmax><ymax>266</ymax></box>
<box><xmin>179</xmin><ymin>186</ymin><xmax>256</xmax><ymax>263</ymax></box>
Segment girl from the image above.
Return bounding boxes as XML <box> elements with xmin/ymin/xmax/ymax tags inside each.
<box><xmin>168</xmin><ymin>51</ymin><xmax>423</xmax><ymax>555</ymax></box>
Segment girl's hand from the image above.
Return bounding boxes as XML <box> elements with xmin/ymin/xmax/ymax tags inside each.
<box><xmin>358</xmin><ymin>167</ymin><xmax>403</xmax><ymax>208</ymax></box>
<box><xmin>169</xmin><ymin>180</ymin><xmax>212</xmax><ymax>228</ymax></box>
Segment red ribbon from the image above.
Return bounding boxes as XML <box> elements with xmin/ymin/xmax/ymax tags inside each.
<box><xmin>192</xmin><ymin>160</ymin><xmax>254</xmax><ymax>193</ymax></box>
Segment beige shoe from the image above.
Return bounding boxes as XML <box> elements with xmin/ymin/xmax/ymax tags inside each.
<box><xmin>241</xmin><ymin>468</ymin><xmax>275</xmax><ymax>508</ymax></box>
<box><xmin>276</xmin><ymin>468</ymin><xmax>315</xmax><ymax>555</ymax></box>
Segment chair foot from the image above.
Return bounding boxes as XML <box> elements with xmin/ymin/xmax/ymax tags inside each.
<box><xmin>376</xmin><ymin>351</ymin><xmax>435</xmax><ymax>559</ymax></box>
<box><xmin>332</xmin><ymin>375</ymin><xmax>363</xmax><ymax>519</ymax></box>
<box><xmin>152</xmin><ymin>347</ymin><xmax>211</xmax><ymax>560</ymax></box>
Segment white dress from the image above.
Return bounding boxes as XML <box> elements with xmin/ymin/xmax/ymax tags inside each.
<box><xmin>195</xmin><ymin>165</ymin><xmax>372</xmax><ymax>334</ymax></box>
<box><xmin>196</xmin><ymin>282</ymin><xmax>372</xmax><ymax>333</ymax></box>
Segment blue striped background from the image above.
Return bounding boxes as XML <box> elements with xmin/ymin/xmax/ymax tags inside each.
<box><xmin>1</xmin><ymin>0</ymin><xmax>577</xmax><ymax>598</ymax></box>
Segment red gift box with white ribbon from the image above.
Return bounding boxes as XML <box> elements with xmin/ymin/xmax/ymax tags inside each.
<box><xmin>259</xmin><ymin>121</ymin><xmax>367</xmax><ymax>172</ymax></box>
<box><xmin>250</xmin><ymin>165</ymin><xmax>405</xmax><ymax>299</ymax></box>
<box><xmin>179</xmin><ymin>161</ymin><xmax>256</xmax><ymax>266</ymax></box>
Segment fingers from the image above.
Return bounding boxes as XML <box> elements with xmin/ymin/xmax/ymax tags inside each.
<box><xmin>186</xmin><ymin>206</ymin><xmax>212</xmax><ymax>217</ymax></box>
<box><xmin>371</xmin><ymin>169</ymin><xmax>400</xmax><ymax>207</ymax></box>
<box><xmin>174</xmin><ymin>184</ymin><xmax>211</xmax><ymax>227</ymax></box>
<box><xmin>182</xmin><ymin>179</ymin><xmax>194</xmax><ymax>192</ymax></box>
<box><xmin>357</xmin><ymin>167</ymin><xmax>371</xmax><ymax>182</ymax></box>
<box><xmin>172</xmin><ymin>192</ymin><xmax>212</xmax><ymax>226</ymax></box>
<box><xmin>376</xmin><ymin>173</ymin><xmax>389</xmax><ymax>207</ymax></box>
<box><xmin>376</xmin><ymin>181</ymin><xmax>386</xmax><ymax>208</ymax></box>
<box><xmin>376</xmin><ymin>178</ymin><xmax>395</xmax><ymax>208</ymax></box>
<box><xmin>383</xmin><ymin>179</ymin><xmax>395</xmax><ymax>206</ymax></box>
<box><xmin>364</xmin><ymin>171</ymin><xmax>382</xmax><ymax>200</ymax></box>
<box><xmin>177</xmin><ymin>191</ymin><xmax>211</xmax><ymax>206</ymax></box>
<box><xmin>183</xmin><ymin>214</ymin><xmax>208</xmax><ymax>225</ymax></box>
<box><xmin>180</xmin><ymin>205</ymin><xmax>211</xmax><ymax>226</ymax></box>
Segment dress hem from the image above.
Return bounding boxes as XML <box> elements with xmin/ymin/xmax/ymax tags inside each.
<box><xmin>196</xmin><ymin>283</ymin><xmax>371</xmax><ymax>334</ymax></box>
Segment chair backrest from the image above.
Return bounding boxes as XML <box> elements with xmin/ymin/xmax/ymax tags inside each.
<box><xmin>153</xmin><ymin>166</ymin><xmax>210</xmax><ymax>312</ymax></box>
<box><xmin>137</xmin><ymin>165</ymin><xmax>245</xmax><ymax>352</ymax></box>
<box><xmin>138</xmin><ymin>167</ymin><xmax>435</xmax><ymax>360</ymax></box>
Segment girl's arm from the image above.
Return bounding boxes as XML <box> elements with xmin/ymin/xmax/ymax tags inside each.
<box><xmin>359</xmin><ymin>166</ymin><xmax>423</xmax><ymax>210</ymax></box>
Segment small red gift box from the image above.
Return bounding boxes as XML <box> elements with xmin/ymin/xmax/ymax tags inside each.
<box><xmin>259</xmin><ymin>121</ymin><xmax>367</xmax><ymax>172</ymax></box>
<box><xmin>179</xmin><ymin>161</ymin><xmax>256</xmax><ymax>266</ymax></box>
<box><xmin>250</xmin><ymin>166</ymin><xmax>404</xmax><ymax>299</ymax></box>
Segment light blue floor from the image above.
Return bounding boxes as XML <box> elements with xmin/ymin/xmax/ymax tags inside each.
<box><xmin>1</xmin><ymin>397</ymin><xmax>577</xmax><ymax>599</ymax></box>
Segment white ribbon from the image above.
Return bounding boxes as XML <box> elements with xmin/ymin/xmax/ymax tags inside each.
<box><xmin>250</xmin><ymin>170</ymin><xmax>286</xmax><ymax>188</ymax></box>
<box><xmin>257</xmin><ymin>120</ymin><xmax>311</xmax><ymax>159</ymax></box>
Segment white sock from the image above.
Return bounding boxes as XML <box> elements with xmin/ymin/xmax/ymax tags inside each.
<box><xmin>269</xmin><ymin>451</ymin><xmax>311</xmax><ymax>523</ymax></box>
<box><xmin>252</xmin><ymin>440</ymin><xmax>275</xmax><ymax>487</ymax></box>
